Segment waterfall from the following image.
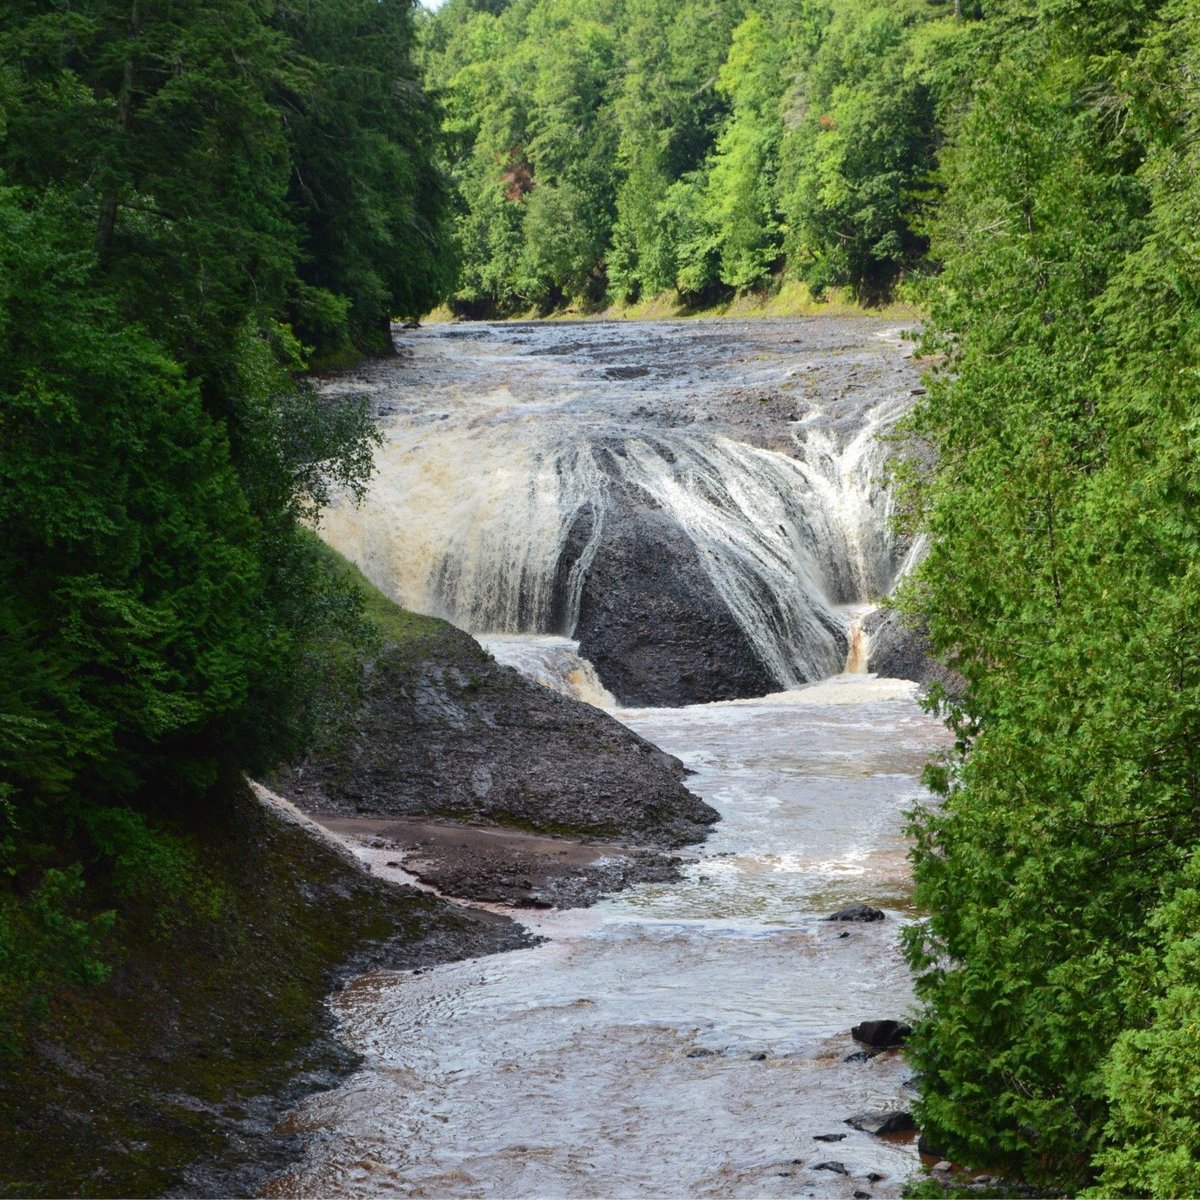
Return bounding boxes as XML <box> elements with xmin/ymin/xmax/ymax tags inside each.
<box><xmin>318</xmin><ymin>320</ymin><xmax>919</xmax><ymax>694</ymax></box>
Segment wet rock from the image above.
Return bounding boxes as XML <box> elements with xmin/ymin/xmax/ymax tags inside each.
<box><xmin>813</xmin><ymin>1133</ymin><xmax>847</xmax><ymax>1143</ymax></box>
<box><xmin>918</xmin><ymin>1133</ymin><xmax>948</xmax><ymax>1159</ymax></box>
<box><xmin>852</xmin><ymin>1019</ymin><xmax>912</xmax><ymax>1048</ymax></box>
<box><xmin>854</xmin><ymin>1192</ymin><xmax>872</xmax><ymax>1199</ymax></box>
<box><xmin>572</xmin><ymin>479</ymin><xmax>783</xmax><ymax>706</ymax></box>
<box><xmin>864</xmin><ymin>608</ymin><xmax>962</xmax><ymax>695</ymax></box>
<box><xmin>845</xmin><ymin>1111</ymin><xmax>917</xmax><ymax>1136</ymax></box>
<box><xmin>844</xmin><ymin>1049</ymin><xmax>882</xmax><ymax>1063</ymax></box>
<box><xmin>814</xmin><ymin>1161</ymin><xmax>849</xmax><ymax>1175</ymax></box>
<box><xmin>828</xmin><ymin>904</ymin><xmax>885</xmax><ymax>922</ymax></box>
<box><xmin>933</xmin><ymin>1161</ymin><xmax>953</xmax><ymax>1173</ymax></box>
<box><xmin>271</xmin><ymin>618</ymin><xmax>718</xmax><ymax>852</ymax></box>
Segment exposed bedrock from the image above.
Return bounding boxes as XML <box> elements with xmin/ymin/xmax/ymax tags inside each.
<box><xmin>571</xmin><ymin>499</ymin><xmax>771</xmax><ymax>708</ymax></box>
<box><xmin>274</xmin><ymin>618</ymin><xmax>718</xmax><ymax>848</ymax></box>
<box><xmin>864</xmin><ymin>607</ymin><xmax>963</xmax><ymax>694</ymax></box>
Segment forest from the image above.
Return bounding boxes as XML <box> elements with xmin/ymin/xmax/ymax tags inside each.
<box><xmin>0</xmin><ymin>0</ymin><xmax>449</xmax><ymax>1068</ymax></box>
<box><xmin>3</xmin><ymin>0</ymin><xmax>1200</xmax><ymax>1194</ymax></box>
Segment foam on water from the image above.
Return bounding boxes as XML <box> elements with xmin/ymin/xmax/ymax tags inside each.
<box><xmin>319</xmin><ymin>319</ymin><xmax>919</xmax><ymax>690</ymax></box>
<box><xmin>264</xmin><ymin>673</ymin><xmax>952</xmax><ymax>1200</ymax></box>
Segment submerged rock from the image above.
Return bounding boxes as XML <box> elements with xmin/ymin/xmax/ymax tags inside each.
<box><xmin>852</xmin><ymin>1019</ymin><xmax>912</xmax><ymax>1048</ymax></box>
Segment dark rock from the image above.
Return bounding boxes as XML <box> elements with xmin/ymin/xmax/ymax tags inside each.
<box><xmin>845</xmin><ymin>1111</ymin><xmax>916</xmax><ymax>1136</ymax></box>
<box><xmin>854</xmin><ymin>1192</ymin><xmax>872</xmax><ymax>1199</ymax></box>
<box><xmin>918</xmin><ymin>1133</ymin><xmax>948</xmax><ymax>1159</ymax></box>
<box><xmin>864</xmin><ymin>608</ymin><xmax>963</xmax><ymax>694</ymax></box>
<box><xmin>572</xmin><ymin>478</ymin><xmax>786</xmax><ymax>706</ymax></box>
<box><xmin>271</xmin><ymin>618</ymin><xmax>718</xmax><ymax>851</ymax></box>
<box><xmin>828</xmin><ymin>904</ymin><xmax>885</xmax><ymax>922</ymax></box>
<box><xmin>844</xmin><ymin>1049</ymin><xmax>882</xmax><ymax>1063</ymax></box>
<box><xmin>851</xmin><ymin>1019</ymin><xmax>912</xmax><ymax>1048</ymax></box>
<box><xmin>813</xmin><ymin>1133</ymin><xmax>847</xmax><ymax>1143</ymax></box>
<box><xmin>814</xmin><ymin>1161</ymin><xmax>848</xmax><ymax>1175</ymax></box>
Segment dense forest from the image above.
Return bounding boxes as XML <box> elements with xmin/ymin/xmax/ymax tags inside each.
<box><xmin>0</xmin><ymin>0</ymin><xmax>449</xmax><ymax>1058</ymax></box>
<box><xmin>4</xmin><ymin>0</ymin><xmax>1200</xmax><ymax>1195</ymax></box>
<box><xmin>421</xmin><ymin>0</ymin><xmax>945</xmax><ymax>311</ymax></box>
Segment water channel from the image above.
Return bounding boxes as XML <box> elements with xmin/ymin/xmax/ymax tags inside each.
<box><xmin>265</xmin><ymin>319</ymin><xmax>950</xmax><ymax>1198</ymax></box>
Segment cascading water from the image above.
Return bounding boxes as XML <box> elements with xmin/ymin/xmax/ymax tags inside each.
<box><xmin>319</xmin><ymin>319</ymin><xmax>922</xmax><ymax>695</ymax></box>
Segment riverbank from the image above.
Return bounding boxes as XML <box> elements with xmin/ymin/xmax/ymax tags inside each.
<box><xmin>426</xmin><ymin>279</ymin><xmax>922</xmax><ymax>325</ymax></box>
<box><xmin>0</xmin><ymin>776</ymin><xmax>531</xmax><ymax>1199</ymax></box>
<box><xmin>0</xmin><ymin>540</ymin><xmax>719</xmax><ymax>1198</ymax></box>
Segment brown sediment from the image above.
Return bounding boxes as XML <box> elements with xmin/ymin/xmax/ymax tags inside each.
<box><xmin>321</xmin><ymin>815</ymin><xmax>693</xmax><ymax>910</ymax></box>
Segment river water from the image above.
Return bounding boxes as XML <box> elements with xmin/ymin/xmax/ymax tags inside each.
<box><xmin>265</xmin><ymin>667</ymin><xmax>947</xmax><ymax>1199</ymax></box>
<box><xmin>265</xmin><ymin>319</ymin><xmax>948</xmax><ymax>1198</ymax></box>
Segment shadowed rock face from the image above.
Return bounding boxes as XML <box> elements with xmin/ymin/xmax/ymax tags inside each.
<box><xmin>571</xmin><ymin>481</ymin><xmax>783</xmax><ymax>707</ymax></box>
<box><xmin>273</xmin><ymin>618</ymin><xmax>719</xmax><ymax>849</ymax></box>
<box><xmin>864</xmin><ymin>608</ymin><xmax>963</xmax><ymax>695</ymax></box>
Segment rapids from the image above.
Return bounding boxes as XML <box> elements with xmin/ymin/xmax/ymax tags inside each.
<box><xmin>266</xmin><ymin>318</ymin><xmax>950</xmax><ymax>1198</ymax></box>
<box><xmin>264</xmin><ymin>661</ymin><xmax>949</xmax><ymax>1199</ymax></box>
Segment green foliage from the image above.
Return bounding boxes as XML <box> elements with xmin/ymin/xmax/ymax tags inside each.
<box><xmin>0</xmin><ymin>867</ymin><xmax>114</xmax><ymax>1051</ymax></box>
<box><xmin>0</xmin><ymin>0</ymin><xmax>448</xmax><ymax>1044</ymax></box>
<box><xmin>424</xmin><ymin>0</ymin><xmax>952</xmax><ymax>310</ymax></box>
<box><xmin>778</xmin><ymin>0</ymin><xmax>940</xmax><ymax>299</ymax></box>
<box><xmin>897</xmin><ymin>0</ymin><xmax>1200</xmax><ymax>1192</ymax></box>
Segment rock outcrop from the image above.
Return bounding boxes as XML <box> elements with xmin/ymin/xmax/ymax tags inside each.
<box><xmin>571</xmin><ymin>478</ymin><xmax>781</xmax><ymax>707</ymax></box>
<box><xmin>273</xmin><ymin>615</ymin><xmax>719</xmax><ymax>848</ymax></box>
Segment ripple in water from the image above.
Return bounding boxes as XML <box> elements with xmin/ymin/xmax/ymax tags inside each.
<box><xmin>263</xmin><ymin>675</ymin><xmax>950</xmax><ymax>1200</ymax></box>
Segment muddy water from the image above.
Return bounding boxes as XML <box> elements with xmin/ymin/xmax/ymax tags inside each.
<box><xmin>265</xmin><ymin>672</ymin><xmax>949</xmax><ymax>1199</ymax></box>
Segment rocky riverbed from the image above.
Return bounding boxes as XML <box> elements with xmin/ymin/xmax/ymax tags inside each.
<box><xmin>319</xmin><ymin>317</ymin><xmax>941</xmax><ymax>706</ymax></box>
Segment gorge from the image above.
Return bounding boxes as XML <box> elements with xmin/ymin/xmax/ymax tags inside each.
<box><xmin>258</xmin><ymin>317</ymin><xmax>954</xmax><ymax>1199</ymax></box>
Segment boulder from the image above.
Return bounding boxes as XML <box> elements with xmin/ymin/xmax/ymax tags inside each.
<box><xmin>571</xmin><ymin>480</ymin><xmax>780</xmax><ymax>706</ymax></box>
<box><xmin>864</xmin><ymin>608</ymin><xmax>962</xmax><ymax>694</ymax></box>
<box><xmin>828</xmin><ymin>904</ymin><xmax>885</xmax><ymax>922</ymax></box>
<box><xmin>852</xmin><ymin>1019</ymin><xmax>912</xmax><ymax>1048</ymax></box>
<box><xmin>271</xmin><ymin>617</ymin><xmax>718</xmax><ymax>848</ymax></box>
<box><xmin>845</xmin><ymin>1111</ymin><xmax>916</xmax><ymax>1136</ymax></box>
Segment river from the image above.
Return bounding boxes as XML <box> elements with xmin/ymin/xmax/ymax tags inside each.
<box><xmin>264</xmin><ymin>319</ymin><xmax>949</xmax><ymax>1198</ymax></box>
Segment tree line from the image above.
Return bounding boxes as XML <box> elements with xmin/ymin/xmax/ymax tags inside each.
<box><xmin>421</xmin><ymin>0</ymin><xmax>947</xmax><ymax>312</ymax></box>
<box><xmin>0</xmin><ymin>0</ymin><xmax>449</xmax><ymax>1048</ymax></box>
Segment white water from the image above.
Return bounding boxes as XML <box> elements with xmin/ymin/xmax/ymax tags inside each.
<box><xmin>320</xmin><ymin>320</ymin><xmax>920</xmax><ymax>689</ymax></box>
<box><xmin>265</xmin><ymin>670</ymin><xmax>949</xmax><ymax>1199</ymax></box>
<box><xmin>478</xmin><ymin>634</ymin><xmax>617</xmax><ymax>708</ymax></box>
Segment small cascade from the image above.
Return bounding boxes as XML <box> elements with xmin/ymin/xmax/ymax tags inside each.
<box><xmin>843</xmin><ymin>606</ymin><xmax>874</xmax><ymax>674</ymax></box>
<box><xmin>479</xmin><ymin>635</ymin><xmax>617</xmax><ymax>708</ymax></box>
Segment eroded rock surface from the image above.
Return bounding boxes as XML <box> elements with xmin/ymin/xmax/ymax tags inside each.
<box><xmin>273</xmin><ymin>617</ymin><xmax>718</xmax><ymax>849</ymax></box>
